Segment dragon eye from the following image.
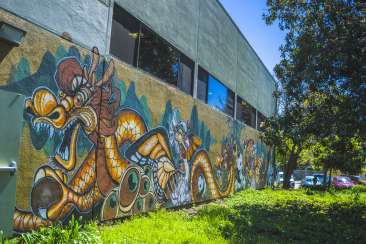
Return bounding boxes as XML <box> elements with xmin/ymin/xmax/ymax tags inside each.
<box><xmin>49</xmin><ymin>111</ymin><xmax>60</xmax><ymax>120</ymax></box>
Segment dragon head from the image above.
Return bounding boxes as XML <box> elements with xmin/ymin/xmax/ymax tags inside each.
<box><xmin>24</xmin><ymin>47</ymin><xmax>114</xmax><ymax>170</ymax></box>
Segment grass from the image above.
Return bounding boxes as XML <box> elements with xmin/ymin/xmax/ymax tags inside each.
<box><xmin>99</xmin><ymin>188</ymin><xmax>366</xmax><ymax>243</ymax></box>
<box><xmin>99</xmin><ymin>210</ymin><xmax>226</xmax><ymax>244</ymax></box>
<box><xmin>198</xmin><ymin>188</ymin><xmax>366</xmax><ymax>243</ymax></box>
<box><xmin>7</xmin><ymin>187</ymin><xmax>366</xmax><ymax>243</ymax></box>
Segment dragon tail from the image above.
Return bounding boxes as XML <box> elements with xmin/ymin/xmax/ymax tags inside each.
<box><xmin>191</xmin><ymin>150</ymin><xmax>235</xmax><ymax>203</ymax></box>
<box><xmin>13</xmin><ymin>208</ymin><xmax>52</xmax><ymax>233</ymax></box>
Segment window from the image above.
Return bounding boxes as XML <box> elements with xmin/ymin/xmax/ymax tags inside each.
<box><xmin>110</xmin><ymin>5</ymin><xmax>194</xmax><ymax>95</ymax></box>
<box><xmin>257</xmin><ymin>112</ymin><xmax>266</xmax><ymax>131</ymax></box>
<box><xmin>139</xmin><ymin>25</ymin><xmax>180</xmax><ymax>86</ymax></box>
<box><xmin>207</xmin><ymin>76</ymin><xmax>235</xmax><ymax>117</ymax></box>
<box><xmin>110</xmin><ymin>5</ymin><xmax>140</xmax><ymax>66</ymax></box>
<box><xmin>197</xmin><ymin>67</ymin><xmax>208</xmax><ymax>102</ymax></box>
<box><xmin>236</xmin><ymin>96</ymin><xmax>256</xmax><ymax>128</ymax></box>
<box><xmin>177</xmin><ymin>54</ymin><xmax>194</xmax><ymax>95</ymax></box>
<box><xmin>197</xmin><ymin>67</ymin><xmax>235</xmax><ymax>117</ymax></box>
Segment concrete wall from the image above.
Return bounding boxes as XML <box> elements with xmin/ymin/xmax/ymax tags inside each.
<box><xmin>0</xmin><ymin>9</ymin><xmax>274</xmax><ymax>234</ymax></box>
<box><xmin>0</xmin><ymin>0</ymin><xmax>276</xmax><ymax>117</ymax></box>
<box><xmin>0</xmin><ymin>0</ymin><xmax>111</xmax><ymax>54</ymax></box>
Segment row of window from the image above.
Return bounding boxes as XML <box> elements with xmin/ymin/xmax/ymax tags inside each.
<box><xmin>110</xmin><ymin>6</ymin><xmax>194</xmax><ymax>95</ymax></box>
<box><xmin>110</xmin><ymin>5</ymin><xmax>267</xmax><ymax>130</ymax></box>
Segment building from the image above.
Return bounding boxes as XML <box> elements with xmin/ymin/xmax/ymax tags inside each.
<box><xmin>0</xmin><ymin>0</ymin><xmax>276</xmax><ymax>235</ymax></box>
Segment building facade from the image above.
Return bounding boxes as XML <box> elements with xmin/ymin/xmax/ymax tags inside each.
<box><xmin>0</xmin><ymin>0</ymin><xmax>276</xmax><ymax>234</ymax></box>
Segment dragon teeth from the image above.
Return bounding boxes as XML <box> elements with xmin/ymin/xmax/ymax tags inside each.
<box><xmin>64</xmin><ymin>147</ymin><xmax>69</xmax><ymax>160</ymax></box>
<box><xmin>49</xmin><ymin>127</ymin><xmax>54</xmax><ymax>138</ymax></box>
<box><xmin>38</xmin><ymin>208</ymin><xmax>48</xmax><ymax>220</ymax></box>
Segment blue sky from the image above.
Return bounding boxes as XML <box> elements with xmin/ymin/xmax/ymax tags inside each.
<box><xmin>219</xmin><ymin>0</ymin><xmax>285</xmax><ymax>76</ymax></box>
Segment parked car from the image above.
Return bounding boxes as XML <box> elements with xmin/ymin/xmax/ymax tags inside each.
<box><xmin>302</xmin><ymin>176</ymin><xmax>318</xmax><ymax>188</ymax></box>
<box><xmin>349</xmin><ymin>175</ymin><xmax>366</xmax><ymax>185</ymax></box>
<box><xmin>302</xmin><ymin>174</ymin><xmax>332</xmax><ymax>188</ymax></box>
<box><xmin>277</xmin><ymin>172</ymin><xmax>295</xmax><ymax>188</ymax></box>
<box><xmin>332</xmin><ymin>176</ymin><xmax>355</xmax><ymax>188</ymax></box>
<box><xmin>312</xmin><ymin>173</ymin><xmax>332</xmax><ymax>186</ymax></box>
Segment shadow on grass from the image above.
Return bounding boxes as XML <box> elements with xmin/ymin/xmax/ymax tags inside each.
<box><xmin>198</xmin><ymin>195</ymin><xmax>366</xmax><ymax>243</ymax></box>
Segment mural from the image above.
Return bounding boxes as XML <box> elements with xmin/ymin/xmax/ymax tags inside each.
<box><xmin>0</xmin><ymin>46</ymin><xmax>273</xmax><ymax>233</ymax></box>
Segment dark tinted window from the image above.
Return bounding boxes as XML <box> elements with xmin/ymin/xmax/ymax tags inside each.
<box><xmin>257</xmin><ymin>112</ymin><xmax>266</xmax><ymax>131</ymax></box>
<box><xmin>110</xmin><ymin>6</ymin><xmax>194</xmax><ymax>95</ymax></box>
<box><xmin>138</xmin><ymin>25</ymin><xmax>180</xmax><ymax>86</ymax></box>
<box><xmin>236</xmin><ymin>96</ymin><xmax>256</xmax><ymax>128</ymax></box>
<box><xmin>110</xmin><ymin>5</ymin><xmax>140</xmax><ymax>66</ymax></box>
<box><xmin>207</xmin><ymin>74</ymin><xmax>235</xmax><ymax>117</ymax></box>
<box><xmin>197</xmin><ymin>67</ymin><xmax>208</xmax><ymax>102</ymax></box>
<box><xmin>177</xmin><ymin>54</ymin><xmax>194</xmax><ymax>95</ymax></box>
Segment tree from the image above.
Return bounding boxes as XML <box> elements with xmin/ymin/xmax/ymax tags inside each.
<box><xmin>263</xmin><ymin>0</ymin><xmax>366</xmax><ymax>188</ymax></box>
<box><xmin>261</xmin><ymin>92</ymin><xmax>314</xmax><ymax>188</ymax></box>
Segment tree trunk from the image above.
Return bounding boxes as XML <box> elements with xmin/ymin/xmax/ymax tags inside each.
<box><xmin>283</xmin><ymin>145</ymin><xmax>299</xmax><ymax>189</ymax></box>
<box><xmin>327</xmin><ymin>168</ymin><xmax>333</xmax><ymax>190</ymax></box>
<box><xmin>271</xmin><ymin>146</ymin><xmax>276</xmax><ymax>189</ymax></box>
<box><xmin>322</xmin><ymin>168</ymin><xmax>328</xmax><ymax>191</ymax></box>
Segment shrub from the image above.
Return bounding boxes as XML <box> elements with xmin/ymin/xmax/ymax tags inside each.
<box><xmin>14</xmin><ymin>216</ymin><xmax>100</xmax><ymax>244</ymax></box>
<box><xmin>352</xmin><ymin>184</ymin><xmax>366</xmax><ymax>193</ymax></box>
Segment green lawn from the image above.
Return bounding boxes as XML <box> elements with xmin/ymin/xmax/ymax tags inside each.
<box><xmin>9</xmin><ymin>187</ymin><xmax>366</xmax><ymax>243</ymax></box>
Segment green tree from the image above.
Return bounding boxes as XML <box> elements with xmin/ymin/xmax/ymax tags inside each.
<box><xmin>262</xmin><ymin>95</ymin><xmax>313</xmax><ymax>188</ymax></box>
<box><xmin>263</xmin><ymin>0</ymin><xmax>366</xmax><ymax>188</ymax></box>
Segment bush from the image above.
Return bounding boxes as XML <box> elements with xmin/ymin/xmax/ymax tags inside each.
<box><xmin>13</xmin><ymin>216</ymin><xmax>101</xmax><ymax>244</ymax></box>
<box><xmin>352</xmin><ymin>184</ymin><xmax>366</xmax><ymax>193</ymax></box>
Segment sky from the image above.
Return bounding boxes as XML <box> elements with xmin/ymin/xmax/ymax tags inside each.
<box><xmin>219</xmin><ymin>0</ymin><xmax>286</xmax><ymax>76</ymax></box>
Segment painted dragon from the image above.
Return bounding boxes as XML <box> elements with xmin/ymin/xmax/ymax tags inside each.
<box><xmin>13</xmin><ymin>47</ymin><xmax>235</xmax><ymax>232</ymax></box>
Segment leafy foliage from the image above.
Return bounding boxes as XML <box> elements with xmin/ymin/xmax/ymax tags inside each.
<box><xmin>262</xmin><ymin>0</ymin><xmax>366</xmax><ymax>185</ymax></box>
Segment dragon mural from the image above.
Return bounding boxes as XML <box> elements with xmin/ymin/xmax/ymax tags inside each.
<box><xmin>0</xmin><ymin>43</ymin><xmax>274</xmax><ymax>232</ymax></box>
<box><xmin>7</xmin><ymin>47</ymin><xmax>258</xmax><ymax>233</ymax></box>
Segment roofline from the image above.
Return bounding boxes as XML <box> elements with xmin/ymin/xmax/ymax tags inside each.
<box><xmin>215</xmin><ymin>0</ymin><xmax>277</xmax><ymax>87</ymax></box>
